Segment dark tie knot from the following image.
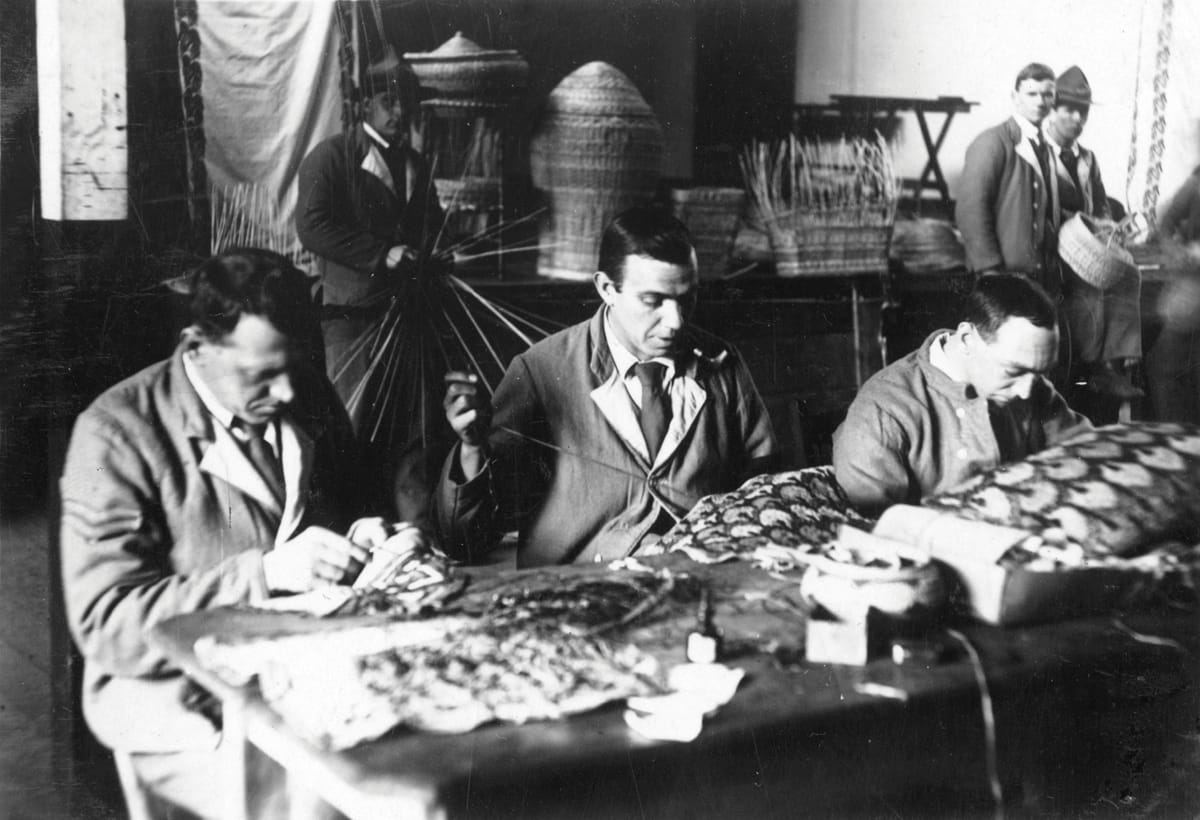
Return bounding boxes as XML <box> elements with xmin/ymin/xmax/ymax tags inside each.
<box><xmin>235</xmin><ymin>419</ymin><xmax>268</xmax><ymax>441</ymax></box>
<box><xmin>633</xmin><ymin>361</ymin><xmax>667</xmax><ymax>392</ymax></box>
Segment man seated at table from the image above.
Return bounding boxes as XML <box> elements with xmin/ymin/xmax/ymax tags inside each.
<box><xmin>59</xmin><ymin>249</ymin><xmax>408</xmax><ymax>818</ymax></box>
<box><xmin>832</xmin><ymin>273</ymin><xmax>1091</xmax><ymax>515</ymax></box>
<box><xmin>436</xmin><ymin>206</ymin><xmax>779</xmax><ymax>566</ymax></box>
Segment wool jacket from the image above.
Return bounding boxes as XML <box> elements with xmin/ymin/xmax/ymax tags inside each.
<box><xmin>435</xmin><ymin>308</ymin><xmax>779</xmax><ymax>566</ymax></box>
<box><xmin>956</xmin><ymin>117</ymin><xmax>1060</xmax><ymax>291</ymax></box>
<box><xmin>832</xmin><ymin>331</ymin><xmax>1091</xmax><ymax>515</ymax></box>
<box><xmin>59</xmin><ymin>347</ymin><xmax>366</xmax><ymax>752</ymax></box>
<box><xmin>295</xmin><ymin>124</ymin><xmax>442</xmax><ymax>308</ymax></box>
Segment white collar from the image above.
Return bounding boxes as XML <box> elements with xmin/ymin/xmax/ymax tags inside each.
<box><xmin>1014</xmin><ymin>115</ymin><xmax>1041</xmax><ymax>142</ymax></box>
<box><xmin>603</xmin><ymin>311</ymin><xmax>676</xmax><ymax>380</ymax></box>
<box><xmin>928</xmin><ymin>331</ymin><xmax>962</xmax><ymax>383</ymax></box>
<box><xmin>1042</xmin><ymin>127</ymin><xmax>1079</xmax><ymax>157</ymax></box>
<box><xmin>183</xmin><ymin>350</ymin><xmax>237</xmax><ymax>432</ymax></box>
<box><xmin>362</xmin><ymin>122</ymin><xmax>390</xmax><ymax>151</ymax></box>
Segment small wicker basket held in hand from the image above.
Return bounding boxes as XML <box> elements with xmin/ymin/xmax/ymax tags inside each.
<box><xmin>1057</xmin><ymin>212</ymin><xmax>1138</xmax><ymax>290</ymax></box>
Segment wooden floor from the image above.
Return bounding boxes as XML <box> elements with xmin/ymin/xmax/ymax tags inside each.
<box><xmin>0</xmin><ymin>508</ymin><xmax>122</xmax><ymax>820</ymax></box>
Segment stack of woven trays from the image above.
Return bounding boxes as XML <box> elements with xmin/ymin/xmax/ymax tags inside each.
<box><xmin>531</xmin><ymin>62</ymin><xmax>663</xmax><ymax>280</ymax></box>
<box><xmin>667</xmin><ymin>186</ymin><xmax>746</xmax><ymax>278</ymax></box>
<box><xmin>764</xmin><ymin>206</ymin><xmax>893</xmax><ymax>277</ymax></box>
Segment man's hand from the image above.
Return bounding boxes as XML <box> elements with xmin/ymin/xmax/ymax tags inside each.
<box><xmin>443</xmin><ymin>371</ymin><xmax>489</xmax><ymax>479</ymax></box>
<box><xmin>262</xmin><ymin>526</ymin><xmax>371</xmax><ymax>593</ymax></box>
<box><xmin>346</xmin><ymin>516</ymin><xmax>392</xmax><ymax>551</ymax></box>
<box><xmin>385</xmin><ymin>245</ymin><xmax>417</xmax><ymax>270</ymax></box>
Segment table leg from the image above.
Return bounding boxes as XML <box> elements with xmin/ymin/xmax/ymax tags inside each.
<box><xmin>915</xmin><ymin>110</ymin><xmax>957</xmax><ymax>203</ymax></box>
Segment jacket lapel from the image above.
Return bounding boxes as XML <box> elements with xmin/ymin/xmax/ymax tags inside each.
<box><xmin>197</xmin><ymin>425</ymin><xmax>283</xmax><ymax>517</ymax></box>
<box><xmin>275</xmin><ymin>417</ymin><xmax>314</xmax><ymax>544</ymax></box>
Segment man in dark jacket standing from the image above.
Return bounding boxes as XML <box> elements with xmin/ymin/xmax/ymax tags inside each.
<box><xmin>1044</xmin><ymin>66</ymin><xmax>1142</xmax><ymax>399</ymax></box>
<box><xmin>296</xmin><ymin>54</ymin><xmax>445</xmax><ymax>520</ymax></box>
<box><xmin>295</xmin><ymin>55</ymin><xmax>443</xmax><ymax>422</ymax></box>
<box><xmin>956</xmin><ymin>63</ymin><xmax>1061</xmax><ymax>295</ymax></box>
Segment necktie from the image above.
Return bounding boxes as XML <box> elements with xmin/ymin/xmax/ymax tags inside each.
<box><xmin>1033</xmin><ymin>136</ymin><xmax>1052</xmax><ymax>185</ymax></box>
<box><xmin>237</xmin><ymin>420</ymin><xmax>285</xmax><ymax>507</ymax></box>
<box><xmin>1059</xmin><ymin>148</ymin><xmax>1082</xmax><ymax>191</ymax></box>
<box><xmin>633</xmin><ymin>362</ymin><xmax>671</xmax><ymax>461</ymax></box>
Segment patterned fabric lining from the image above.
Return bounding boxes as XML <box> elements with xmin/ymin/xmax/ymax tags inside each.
<box><xmin>660</xmin><ymin>466</ymin><xmax>873</xmax><ymax>557</ymax></box>
<box><xmin>923</xmin><ymin>422</ymin><xmax>1200</xmax><ymax>558</ymax></box>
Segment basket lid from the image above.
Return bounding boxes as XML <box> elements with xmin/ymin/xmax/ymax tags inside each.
<box><xmin>542</xmin><ymin>61</ymin><xmax>658</xmax><ymax>119</ymax></box>
<box><xmin>404</xmin><ymin>32</ymin><xmax>522</xmax><ymax>64</ymax></box>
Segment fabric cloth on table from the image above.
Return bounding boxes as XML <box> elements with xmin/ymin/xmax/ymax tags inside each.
<box><xmin>658</xmin><ymin>466</ymin><xmax>873</xmax><ymax>558</ymax></box>
<box><xmin>922</xmin><ymin>422</ymin><xmax>1200</xmax><ymax>557</ymax></box>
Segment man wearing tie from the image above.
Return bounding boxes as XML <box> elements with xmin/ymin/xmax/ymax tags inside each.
<box><xmin>437</xmin><ymin>207</ymin><xmax>779</xmax><ymax>566</ymax></box>
<box><xmin>956</xmin><ymin>63</ymin><xmax>1061</xmax><ymax>296</ymax></box>
<box><xmin>59</xmin><ymin>249</ymin><xmax>401</xmax><ymax>817</ymax></box>
<box><xmin>1043</xmin><ymin>66</ymin><xmax>1143</xmax><ymax>399</ymax></box>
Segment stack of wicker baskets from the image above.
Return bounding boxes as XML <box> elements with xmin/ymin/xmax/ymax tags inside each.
<box><xmin>405</xmin><ymin>33</ymin><xmax>528</xmax><ymax>242</ymax></box>
<box><xmin>667</xmin><ymin>186</ymin><xmax>746</xmax><ymax>278</ymax></box>
<box><xmin>530</xmin><ymin>62</ymin><xmax>663</xmax><ymax>280</ymax></box>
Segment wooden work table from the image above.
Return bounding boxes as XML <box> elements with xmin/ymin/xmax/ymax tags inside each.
<box><xmin>150</xmin><ymin>554</ymin><xmax>1199</xmax><ymax>819</ymax></box>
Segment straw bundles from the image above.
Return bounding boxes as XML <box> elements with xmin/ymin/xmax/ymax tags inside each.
<box><xmin>740</xmin><ymin>135</ymin><xmax>899</xmax><ymax>276</ymax></box>
<box><xmin>531</xmin><ymin>62</ymin><xmax>663</xmax><ymax>280</ymax></box>
<box><xmin>1057</xmin><ymin>212</ymin><xmax>1138</xmax><ymax>290</ymax></box>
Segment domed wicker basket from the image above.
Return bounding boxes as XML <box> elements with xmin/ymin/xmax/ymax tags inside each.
<box><xmin>1057</xmin><ymin>212</ymin><xmax>1137</xmax><ymax>290</ymax></box>
<box><xmin>530</xmin><ymin>62</ymin><xmax>663</xmax><ymax>280</ymax></box>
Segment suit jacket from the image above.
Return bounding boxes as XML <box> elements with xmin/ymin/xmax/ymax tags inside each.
<box><xmin>295</xmin><ymin>125</ymin><xmax>442</xmax><ymax>307</ymax></box>
<box><xmin>59</xmin><ymin>347</ymin><xmax>366</xmax><ymax>752</ymax></box>
<box><xmin>956</xmin><ymin>117</ymin><xmax>1060</xmax><ymax>288</ymax></box>
<box><xmin>435</xmin><ymin>309</ymin><xmax>779</xmax><ymax>566</ymax></box>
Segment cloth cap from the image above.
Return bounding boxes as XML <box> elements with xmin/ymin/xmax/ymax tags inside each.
<box><xmin>1055</xmin><ymin>65</ymin><xmax>1094</xmax><ymax>107</ymax></box>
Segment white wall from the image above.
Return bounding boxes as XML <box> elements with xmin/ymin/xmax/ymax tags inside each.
<box><xmin>795</xmin><ymin>0</ymin><xmax>1198</xmax><ymax>217</ymax></box>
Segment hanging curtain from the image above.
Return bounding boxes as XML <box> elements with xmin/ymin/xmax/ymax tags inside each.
<box><xmin>1124</xmin><ymin>0</ymin><xmax>1199</xmax><ymax>230</ymax></box>
<box><xmin>182</xmin><ymin>0</ymin><xmax>343</xmax><ymax>259</ymax></box>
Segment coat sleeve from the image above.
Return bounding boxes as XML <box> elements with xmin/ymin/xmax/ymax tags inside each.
<box><xmin>956</xmin><ymin>130</ymin><xmax>1007</xmax><ymax>273</ymax></box>
<box><xmin>433</xmin><ymin>355</ymin><xmax>540</xmax><ymax>562</ymax></box>
<box><xmin>728</xmin><ymin>352</ymin><xmax>780</xmax><ymax>480</ymax></box>
<box><xmin>295</xmin><ymin>140</ymin><xmax>389</xmax><ymax>276</ymax></box>
<box><xmin>1035</xmin><ymin>379</ymin><xmax>1093</xmax><ymax>448</ymax></box>
<box><xmin>59</xmin><ymin>409</ymin><xmax>270</xmax><ymax>679</ymax></box>
<box><xmin>832</xmin><ymin>395</ymin><xmax>916</xmax><ymax>515</ymax></box>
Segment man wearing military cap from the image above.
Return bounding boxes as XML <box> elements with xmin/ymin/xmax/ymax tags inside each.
<box><xmin>1043</xmin><ymin>65</ymin><xmax>1142</xmax><ymax>399</ymax></box>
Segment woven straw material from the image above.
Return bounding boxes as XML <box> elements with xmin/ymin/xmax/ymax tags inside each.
<box><xmin>764</xmin><ymin>207</ymin><xmax>893</xmax><ymax>277</ymax></box>
<box><xmin>668</xmin><ymin>187</ymin><xmax>746</xmax><ymax>278</ymax></box>
<box><xmin>405</xmin><ymin>32</ymin><xmax>528</xmax><ymax>103</ymax></box>
<box><xmin>531</xmin><ymin>62</ymin><xmax>664</xmax><ymax>279</ymax></box>
<box><xmin>433</xmin><ymin>177</ymin><xmax>500</xmax><ymax>212</ymax></box>
<box><xmin>536</xmin><ymin>186</ymin><xmax>645</xmax><ymax>281</ymax></box>
<box><xmin>1057</xmin><ymin>212</ymin><xmax>1137</xmax><ymax>290</ymax></box>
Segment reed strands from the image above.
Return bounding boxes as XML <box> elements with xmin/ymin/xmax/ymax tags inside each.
<box><xmin>739</xmin><ymin>133</ymin><xmax>900</xmax><ymax>276</ymax></box>
<box><xmin>209</xmin><ymin>183</ymin><xmax>302</xmax><ymax>259</ymax></box>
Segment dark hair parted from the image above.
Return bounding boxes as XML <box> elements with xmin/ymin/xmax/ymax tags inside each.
<box><xmin>1014</xmin><ymin>62</ymin><xmax>1055</xmax><ymax>88</ymax></box>
<box><xmin>188</xmin><ymin>249</ymin><xmax>316</xmax><ymax>343</ymax></box>
<box><xmin>965</xmin><ymin>273</ymin><xmax>1058</xmax><ymax>341</ymax></box>
<box><xmin>597</xmin><ymin>205</ymin><xmax>696</xmax><ymax>286</ymax></box>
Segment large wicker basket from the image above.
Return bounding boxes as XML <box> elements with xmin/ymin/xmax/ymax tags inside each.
<box><xmin>1057</xmin><ymin>212</ymin><xmax>1137</xmax><ymax>290</ymax></box>
<box><xmin>764</xmin><ymin>207</ymin><xmax>893</xmax><ymax>277</ymax></box>
<box><xmin>530</xmin><ymin>62</ymin><xmax>663</xmax><ymax>280</ymax></box>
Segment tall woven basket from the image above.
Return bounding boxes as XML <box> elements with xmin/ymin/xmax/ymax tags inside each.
<box><xmin>530</xmin><ymin>62</ymin><xmax>663</xmax><ymax>280</ymax></box>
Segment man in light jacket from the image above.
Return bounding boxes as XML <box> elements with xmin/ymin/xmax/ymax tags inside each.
<box><xmin>956</xmin><ymin>63</ymin><xmax>1061</xmax><ymax>295</ymax></box>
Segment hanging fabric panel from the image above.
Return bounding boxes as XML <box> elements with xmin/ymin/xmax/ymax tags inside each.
<box><xmin>195</xmin><ymin>0</ymin><xmax>342</xmax><ymax>258</ymax></box>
